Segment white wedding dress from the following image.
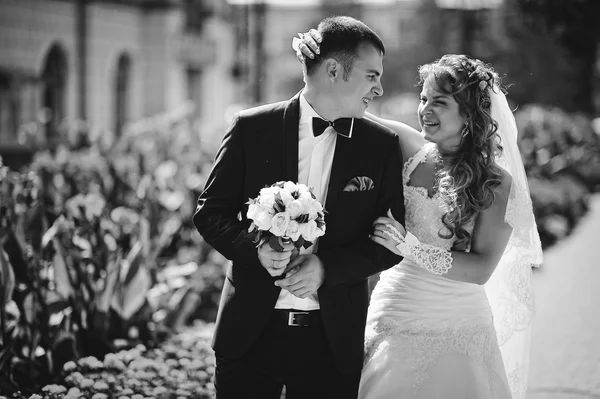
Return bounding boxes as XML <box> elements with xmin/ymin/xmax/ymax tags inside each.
<box><xmin>358</xmin><ymin>143</ymin><xmax>513</xmax><ymax>399</ymax></box>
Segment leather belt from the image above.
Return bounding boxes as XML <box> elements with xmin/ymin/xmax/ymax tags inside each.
<box><xmin>273</xmin><ymin>309</ymin><xmax>321</xmax><ymax>327</ymax></box>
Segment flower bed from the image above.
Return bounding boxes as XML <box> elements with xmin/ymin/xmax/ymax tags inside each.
<box><xmin>516</xmin><ymin>104</ymin><xmax>600</xmax><ymax>248</ymax></box>
<box><xmin>0</xmin><ymin>321</ymin><xmax>216</xmax><ymax>399</ymax></box>
<box><xmin>0</xmin><ymin>108</ymin><xmax>228</xmax><ymax>395</ymax></box>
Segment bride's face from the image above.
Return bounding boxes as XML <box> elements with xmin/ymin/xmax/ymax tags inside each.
<box><xmin>418</xmin><ymin>80</ymin><xmax>465</xmax><ymax>152</ymax></box>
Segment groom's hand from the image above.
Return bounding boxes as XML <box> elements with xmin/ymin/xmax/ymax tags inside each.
<box><xmin>258</xmin><ymin>241</ymin><xmax>295</xmax><ymax>277</ymax></box>
<box><xmin>274</xmin><ymin>254</ymin><xmax>325</xmax><ymax>298</ymax></box>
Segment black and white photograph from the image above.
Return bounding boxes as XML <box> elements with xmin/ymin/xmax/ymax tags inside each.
<box><xmin>1</xmin><ymin>0</ymin><xmax>599</xmax><ymax>398</ymax></box>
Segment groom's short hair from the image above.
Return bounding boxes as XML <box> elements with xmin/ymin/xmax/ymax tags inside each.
<box><xmin>305</xmin><ymin>16</ymin><xmax>385</xmax><ymax>81</ymax></box>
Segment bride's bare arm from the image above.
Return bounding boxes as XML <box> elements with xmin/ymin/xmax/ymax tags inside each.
<box><xmin>372</xmin><ymin>170</ymin><xmax>513</xmax><ymax>285</ymax></box>
<box><xmin>365</xmin><ymin>112</ymin><xmax>425</xmax><ymax>161</ymax></box>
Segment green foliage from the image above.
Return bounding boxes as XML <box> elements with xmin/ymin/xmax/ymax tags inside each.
<box><xmin>516</xmin><ymin>104</ymin><xmax>600</xmax><ymax>247</ymax></box>
<box><xmin>516</xmin><ymin>0</ymin><xmax>600</xmax><ymax>113</ymax></box>
<box><xmin>0</xmin><ymin>108</ymin><xmax>228</xmax><ymax>395</ymax></box>
<box><xmin>0</xmin><ymin>321</ymin><xmax>216</xmax><ymax>399</ymax></box>
<box><xmin>517</xmin><ymin>0</ymin><xmax>600</xmax><ymax>54</ymax></box>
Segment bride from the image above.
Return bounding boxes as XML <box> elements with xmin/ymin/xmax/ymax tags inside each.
<box><xmin>295</xmin><ymin>36</ymin><xmax>543</xmax><ymax>398</ymax></box>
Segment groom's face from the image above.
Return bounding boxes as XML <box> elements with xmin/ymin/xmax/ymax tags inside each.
<box><xmin>335</xmin><ymin>43</ymin><xmax>384</xmax><ymax>118</ymax></box>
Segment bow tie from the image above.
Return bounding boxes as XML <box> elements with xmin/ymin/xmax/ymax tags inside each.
<box><xmin>312</xmin><ymin>117</ymin><xmax>353</xmax><ymax>138</ymax></box>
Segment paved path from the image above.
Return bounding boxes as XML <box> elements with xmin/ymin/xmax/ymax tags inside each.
<box><xmin>528</xmin><ymin>195</ymin><xmax>600</xmax><ymax>399</ymax></box>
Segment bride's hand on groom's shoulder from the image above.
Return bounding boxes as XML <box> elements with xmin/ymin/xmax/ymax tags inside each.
<box><xmin>370</xmin><ymin>209</ymin><xmax>406</xmax><ymax>256</ymax></box>
<box><xmin>274</xmin><ymin>255</ymin><xmax>325</xmax><ymax>298</ymax></box>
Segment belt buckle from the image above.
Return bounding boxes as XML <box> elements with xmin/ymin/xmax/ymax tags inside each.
<box><xmin>288</xmin><ymin>311</ymin><xmax>309</xmax><ymax>327</ymax></box>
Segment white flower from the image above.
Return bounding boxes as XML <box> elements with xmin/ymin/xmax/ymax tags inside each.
<box><xmin>270</xmin><ymin>212</ymin><xmax>291</xmax><ymax>236</ymax></box>
<box><xmin>310</xmin><ymin>197</ymin><xmax>323</xmax><ymax>212</ymax></box>
<box><xmin>279</xmin><ymin>188</ymin><xmax>294</xmax><ymax>206</ymax></box>
<box><xmin>301</xmin><ymin>220</ymin><xmax>318</xmax><ymax>242</ymax></box>
<box><xmin>254</xmin><ymin>211</ymin><xmax>272</xmax><ymax>231</ymax></box>
<box><xmin>286</xmin><ymin>199</ymin><xmax>304</xmax><ymax>219</ymax></box>
<box><xmin>259</xmin><ymin>186</ymin><xmax>280</xmax><ymax>206</ymax></box>
<box><xmin>297</xmin><ymin>183</ymin><xmax>311</xmax><ymax>197</ymax></box>
<box><xmin>283</xmin><ymin>181</ymin><xmax>298</xmax><ymax>193</ymax></box>
<box><xmin>246</xmin><ymin>203</ymin><xmax>262</xmax><ymax>220</ymax></box>
<box><xmin>298</xmin><ymin>196</ymin><xmax>315</xmax><ymax>219</ymax></box>
<box><xmin>286</xmin><ymin>220</ymin><xmax>302</xmax><ymax>241</ymax></box>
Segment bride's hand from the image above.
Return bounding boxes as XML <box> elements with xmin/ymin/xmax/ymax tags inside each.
<box><xmin>292</xmin><ymin>29</ymin><xmax>322</xmax><ymax>62</ymax></box>
<box><xmin>370</xmin><ymin>209</ymin><xmax>407</xmax><ymax>255</ymax></box>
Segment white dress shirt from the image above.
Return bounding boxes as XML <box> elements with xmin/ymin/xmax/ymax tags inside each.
<box><xmin>274</xmin><ymin>91</ymin><xmax>354</xmax><ymax>310</ymax></box>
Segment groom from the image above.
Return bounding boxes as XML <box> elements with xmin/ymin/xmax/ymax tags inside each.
<box><xmin>193</xmin><ymin>16</ymin><xmax>404</xmax><ymax>399</ymax></box>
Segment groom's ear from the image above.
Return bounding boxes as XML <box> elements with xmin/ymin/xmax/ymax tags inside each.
<box><xmin>324</xmin><ymin>58</ymin><xmax>341</xmax><ymax>81</ymax></box>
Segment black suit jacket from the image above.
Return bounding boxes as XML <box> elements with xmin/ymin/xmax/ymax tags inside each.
<box><xmin>193</xmin><ymin>92</ymin><xmax>405</xmax><ymax>375</ymax></box>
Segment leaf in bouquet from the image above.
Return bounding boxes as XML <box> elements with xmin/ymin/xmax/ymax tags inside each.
<box><xmin>296</xmin><ymin>214</ymin><xmax>309</xmax><ymax>224</ymax></box>
<box><xmin>293</xmin><ymin>236</ymin><xmax>305</xmax><ymax>249</ymax></box>
<box><xmin>273</xmin><ymin>193</ymin><xmax>285</xmax><ymax>213</ymax></box>
<box><xmin>301</xmin><ymin>239</ymin><xmax>313</xmax><ymax>250</ymax></box>
<box><xmin>268</xmin><ymin>235</ymin><xmax>290</xmax><ymax>252</ymax></box>
<box><xmin>0</xmin><ymin>247</ymin><xmax>15</xmax><ymax>307</ymax></box>
<box><xmin>52</xmin><ymin>238</ymin><xmax>75</xmax><ymax>299</ymax></box>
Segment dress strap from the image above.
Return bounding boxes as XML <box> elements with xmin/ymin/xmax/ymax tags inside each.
<box><xmin>402</xmin><ymin>142</ymin><xmax>434</xmax><ymax>185</ymax></box>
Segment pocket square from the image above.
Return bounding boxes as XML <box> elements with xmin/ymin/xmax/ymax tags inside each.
<box><xmin>343</xmin><ymin>176</ymin><xmax>374</xmax><ymax>192</ymax></box>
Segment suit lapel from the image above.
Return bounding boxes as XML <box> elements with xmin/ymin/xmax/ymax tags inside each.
<box><xmin>324</xmin><ymin>123</ymin><xmax>356</xmax><ymax>212</ymax></box>
<box><xmin>283</xmin><ymin>92</ymin><xmax>301</xmax><ymax>181</ymax></box>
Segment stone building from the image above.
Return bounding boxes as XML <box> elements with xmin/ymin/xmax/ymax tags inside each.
<box><xmin>0</xmin><ymin>0</ymin><xmax>236</xmax><ymax>158</ymax></box>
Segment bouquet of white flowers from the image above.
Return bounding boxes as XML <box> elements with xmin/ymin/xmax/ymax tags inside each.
<box><xmin>246</xmin><ymin>181</ymin><xmax>326</xmax><ymax>251</ymax></box>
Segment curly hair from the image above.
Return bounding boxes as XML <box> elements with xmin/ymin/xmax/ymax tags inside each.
<box><xmin>417</xmin><ymin>54</ymin><xmax>505</xmax><ymax>250</ymax></box>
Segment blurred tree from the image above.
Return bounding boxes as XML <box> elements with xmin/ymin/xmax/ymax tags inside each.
<box><xmin>517</xmin><ymin>0</ymin><xmax>600</xmax><ymax>113</ymax></box>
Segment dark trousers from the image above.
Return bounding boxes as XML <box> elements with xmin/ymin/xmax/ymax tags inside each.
<box><xmin>214</xmin><ymin>310</ymin><xmax>361</xmax><ymax>399</ymax></box>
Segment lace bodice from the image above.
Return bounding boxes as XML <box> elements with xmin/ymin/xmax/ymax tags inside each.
<box><xmin>402</xmin><ymin>143</ymin><xmax>471</xmax><ymax>251</ymax></box>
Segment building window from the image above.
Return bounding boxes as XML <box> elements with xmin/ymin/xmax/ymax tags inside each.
<box><xmin>186</xmin><ymin>67</ymin><xmax>202</xmax><ymax>119</ymax></box>
<box><xmin>0</xmin><ymin>72</ymin><xmax>17</xmax><ymax>143</ymax></box>
<box><xmin>184</xmin><ymin>0</ymin><xmax>213</xmax><ymax>34</ymax></box>
<box><xmin>41</xmin><ymin>44</ymin><xmax>68</xmax><ymax>145</ymax></box>
<box><xmin>114</xmin><ymin>53</ymin><xmax>131</xmax><ymax>137</ymax></box>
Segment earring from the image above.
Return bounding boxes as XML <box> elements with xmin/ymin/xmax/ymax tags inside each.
<box><xmin>461</xmin><ymin>122</ymin><xmax>469</xmax><ymax>138</ymax></box>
